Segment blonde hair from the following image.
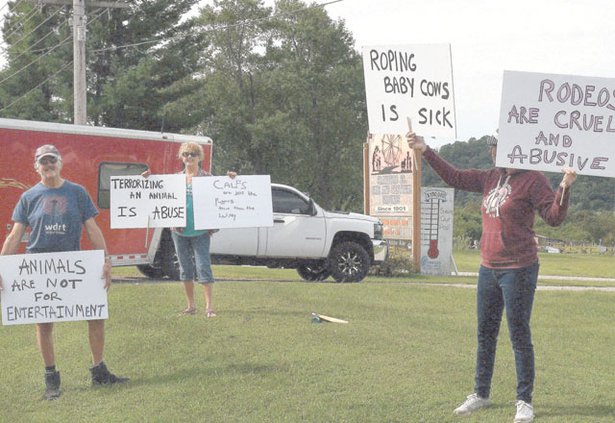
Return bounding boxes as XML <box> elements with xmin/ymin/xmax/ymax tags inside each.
<box><xmin>178</xmin><ymin>142</ymin><xmax>204</xmax><ymax>162</ymax></box>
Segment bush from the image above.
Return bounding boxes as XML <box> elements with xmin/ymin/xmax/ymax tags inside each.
<box><xmin>369</xmin><ymin>244</ymin><xmax>418</xmax><ymax>277</ymax></box>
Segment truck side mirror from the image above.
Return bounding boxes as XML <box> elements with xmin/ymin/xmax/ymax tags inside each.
<box><xmin>309</xmin><ymin>198</ymin><xmax>317</xmax><ymax>216</ymax></box>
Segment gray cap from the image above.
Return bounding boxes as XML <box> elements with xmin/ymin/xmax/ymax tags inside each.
<box><xmin>34</xmin><ymin>144</ymin><xmax>61</xmax><ymax>162</ymax></box>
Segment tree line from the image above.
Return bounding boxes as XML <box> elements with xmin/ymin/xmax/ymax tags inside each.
<box><xmin>1</xmin><ymin>0</ymin><xmax>613</xmax><ymax>245</ymax></box>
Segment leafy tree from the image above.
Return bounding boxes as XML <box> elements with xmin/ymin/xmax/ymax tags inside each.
<box><xmin>167</xmin><ymin>0</ymin><xmax>367</xmax><ymax>210</ymax></box>
<box><xmin>0</xmin><ymin>0</ymin><xmax>200</xmax><ymax>130</ymax></box>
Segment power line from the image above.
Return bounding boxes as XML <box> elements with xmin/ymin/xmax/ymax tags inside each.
<box><xmin>0</xmin><ymin>58</ymin><xmax>72</xmax><ymax>113</ymax></box>
<box><xmin>0</xmin><ymin>7</ymin><xmax>106</xmax><ymax>86</ymax></box>
<box><xmin>2</xmin><ymin>3</ymin><xmax>40</xmax><ymax>42</ymax></box>
<box><xmin>0</xmin><ymin>5</ymin><xmax>63</xmax><ymax>54</ymax></box>
<box><xmin>90</xmin><ymin>0</ymin><xmax>346</xmax><ymax>55</ymax></box>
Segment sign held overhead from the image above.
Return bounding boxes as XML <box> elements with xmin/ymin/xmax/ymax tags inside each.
<box><xmin>498</xmin><ymin>70</ymin><xmax>614</xmax><ymax>177</ymax></box>
<box><xmin>362</xmin><ymin>44</ymin><xmax>456</xmax><ymax>138</ymax></box>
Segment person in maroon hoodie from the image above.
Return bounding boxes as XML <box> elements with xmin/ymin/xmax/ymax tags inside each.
<box><xmin>407</xmin><ymin>131</ymin><xmax>577</xmax><ymax>423</ymax></box>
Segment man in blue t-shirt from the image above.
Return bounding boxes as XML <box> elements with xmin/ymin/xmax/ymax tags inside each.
<box><xmin>0</xmin><ymin>144</ymin><xmax>128</xmax><ymax>400</ymax></box>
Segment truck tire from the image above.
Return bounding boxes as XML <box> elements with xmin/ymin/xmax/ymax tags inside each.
<box><xmin>136</xmin><ymin>264</ymin><xmax>165</xmax><ymax>279</ymax></box>
<box><xmin>328</xmin><ymin>241</ymin><xmax>370</xmax><ymax>283</ymax></box>
<box><xmin>296</xmin><ymin>262</ymin><xmax>331</xmax><ymax>281</ymax></box>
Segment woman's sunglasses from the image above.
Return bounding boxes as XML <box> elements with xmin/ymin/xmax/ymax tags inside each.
<box><xmin>182</xmin><ymin>152</ymin><xmax>199</xmax><ymax>158</ymax></box>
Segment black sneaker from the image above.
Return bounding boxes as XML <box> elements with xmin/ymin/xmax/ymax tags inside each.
<box><xmin>42</xmin><ymin>370</ymin><xmax>61</xmax><ymax>401</ymax></box>
<box><xmin>90</xmin><ymin>362</ymin><xmax>129</xmax><ymax>386</ymax></box>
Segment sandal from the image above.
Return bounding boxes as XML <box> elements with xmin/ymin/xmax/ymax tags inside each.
<box><xmin>206</xmin><ymin>309</ymin><xmax>217</xmax><ymax>318</ymax></box>
<box><xmin>178</xmin><ymin>307</ymin><xmax>197</xmax><ymax>316</ymax></box>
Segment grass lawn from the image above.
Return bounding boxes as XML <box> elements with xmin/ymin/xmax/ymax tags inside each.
<box><xmin>1</xmin><ymin>276</ymin><xmax>614</xmax><ymax>422</ymax></box>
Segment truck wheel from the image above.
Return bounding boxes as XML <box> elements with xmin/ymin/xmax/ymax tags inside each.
<box><xmin>136</xmin><ymin>264</ymin><xmax>165</xmax><ymax>279</ymax></box>
<box><xmin>297</xmin><ymin>262</ymin><xmax>331</xmax><ymax>281</ymax></box>
<box><xmin>328</xmin><ymin>241</ymin><xmax>370</xmax><ymax>283</ymax></box>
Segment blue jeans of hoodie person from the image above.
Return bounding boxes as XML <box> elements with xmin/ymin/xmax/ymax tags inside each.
<box><xmin>474</xmin><ymin>262</ymin><xmax>539</xmax><ymax>403</ymax></box>
<box><xmin>171</xmin><ymin>231</ymin><xmax>214</xmax><ymax>283</ymax></box>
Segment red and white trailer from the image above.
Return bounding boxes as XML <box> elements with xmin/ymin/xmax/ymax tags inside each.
<box><xmin>0</xmin><ymin>117</ymin><xmax>212</xmax><ymax>278</ymax></box>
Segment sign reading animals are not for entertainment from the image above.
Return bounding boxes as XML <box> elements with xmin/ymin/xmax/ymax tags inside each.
<box><xmin>498</xmin><ymin>70</ymin><xmax>615</xmax><ymax>177</ymax></box>
<box><xmin>0</xmin><ymin>250</ymin><xmax>108</xmax><ymax>326</ymax></box>
<box><xmin>362</xmin><ymin>44</ymin><xmax>456</xmax><ymax>137</ymax></box>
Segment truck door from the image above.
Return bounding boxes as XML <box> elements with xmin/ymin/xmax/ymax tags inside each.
<box><xmin>210</xmin><ymin>227</ymin><xmax>259</xmax><ymax>256</ymax></box>
<box><xmin>264</xmin><ymin>187</ymin><xmax>326</xmax><ymax>258</ymax></box>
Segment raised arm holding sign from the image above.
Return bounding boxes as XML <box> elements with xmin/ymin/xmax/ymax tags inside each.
<box><xmin>406</xmin><ymin>128</ymin><xmax>575</xmax><ymax>422</ymax></box>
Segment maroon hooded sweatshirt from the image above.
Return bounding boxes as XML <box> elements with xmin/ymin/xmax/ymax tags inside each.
<box><xmin>423</xmin><ymin>147</ymin><xmax>570</xmax><ymax>269</ymax></box>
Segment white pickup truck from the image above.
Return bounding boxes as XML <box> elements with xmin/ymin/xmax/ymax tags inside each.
<box><xmin>139</xmin><ymin>183</ymin><xmax>388</xmax><ymax>282</ymax></box>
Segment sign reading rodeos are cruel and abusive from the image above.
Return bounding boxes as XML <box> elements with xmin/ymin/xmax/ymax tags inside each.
<box><xmin>498</xmin><ymin>70</ymin><xmax>614</xmax><ymax>177</ymax></box>
<box><xmin>362</xmin><ymin>44</ymin><xmax>456</xmax><ymax>138</ymax></box>
<box><xmin>0</xmin><ymin>250</ymin><xmax>108</xmax><ymax>326</ymax></box>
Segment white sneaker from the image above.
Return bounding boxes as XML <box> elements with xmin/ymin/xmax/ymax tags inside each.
<box><xmin>453</xmin><ymin>393</ymin><xmax>491</xmax><ymax>416</ymax></box>
<box><xmin>514</xmin><ymin>400</ymin><xmax>534</xmax><ymax>423</ymax></box>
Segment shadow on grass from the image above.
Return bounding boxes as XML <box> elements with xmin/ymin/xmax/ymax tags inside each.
<box><xmin>538</xmin><ymin>403</ymin><xmax>615</xmax><ymax>419</ymax></box>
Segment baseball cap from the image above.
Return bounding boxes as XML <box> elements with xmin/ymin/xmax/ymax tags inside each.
<box><xmin>34</xmin><ymin>144</ymin><xmax>61</xmax><ymax>163</ymax></box>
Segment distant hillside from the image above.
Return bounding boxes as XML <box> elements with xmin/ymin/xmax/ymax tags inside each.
<box><xmin>422</xmin><ymin>136</ymin><xmax>615</xmax><ymax>212</ymax></box>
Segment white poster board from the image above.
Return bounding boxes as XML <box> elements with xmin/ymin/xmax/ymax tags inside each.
<box><xmin>420</xmin><ymin>187</ymin><xmax>454</xmax><ymax>276</ymax></box>
<box><xmin>110</xmin><ymin>174</ymin><xmax>186</xmax><ymax>228</ymax></box>
<box><xmin>192</xmin><ymin>175</ymin><xmax>274</xmax><ymax>230</ymax></box>
<box><xmin>498</xmin><ymin>70</ymin><xmax>614</xmax><ymax>177</ymax></box>
<box><xmin>1</xmin><ymin>250</ymin><xmax>108</xmax><ymax>326</ymax></box>
<box><xmin>362</xmin><ymin>43</ymin><xmax>456</xmax><ymax>138</ymax></box>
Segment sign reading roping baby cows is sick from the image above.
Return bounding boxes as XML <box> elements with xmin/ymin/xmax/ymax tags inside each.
<box><xmin>362</xmin><ymin>44</ymin><xmax>456</xmax><ymax>137</ymax></box>
<box><xmin>0</xmin><ymin>250</ymin><xmax>108</xmax><ymax>326</ymax></box>
<box><xmin>110</xmin><ymin>174</ymin><xmax>187</xmax><ymax>228</ymax></box>
<box><xmin>498</xmin><ymin>70</ymin><xmax>614</xmax><ymax>177</ymax></box>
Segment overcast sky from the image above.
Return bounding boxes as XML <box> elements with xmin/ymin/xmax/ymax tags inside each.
<box><xmin>319</xmin><ymin>0</ymin><xmax>615</xmax><ymax>145</ymax></box>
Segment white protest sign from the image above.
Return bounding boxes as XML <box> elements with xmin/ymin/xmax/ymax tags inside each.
<box><xmin>110</xmin><ymin>174</ymin><xmax>186</xmax><ymax>228</ymax></box>
<box><xmin>362</xmin><ymin>43</ymin><xmax>456</xmax><ymax>137</ymax></box>
<box><xmin>0</xmin><ymin>250</ymin><xmax>108</xmax><ymax>326</ymax></box>
<box><xmin>192</xmin><ymin>175</ymin><xmax>274</xmax><ymax>230</ymax></box>
<box><xmin>498</xmin><ymin>70</ymin><xmax>614</xmax><ymax>177</ymax></box>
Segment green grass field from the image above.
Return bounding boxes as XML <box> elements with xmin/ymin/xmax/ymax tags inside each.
<box><xmin>1</xmin><ymin>254</ymin><xmax>614</xmax><ymax>422</ymax></box>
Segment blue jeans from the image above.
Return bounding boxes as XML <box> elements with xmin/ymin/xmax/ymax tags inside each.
<box><xmin>171</xmin><ymin>231</ymin><xmax>214</xmax><ymax>283</ymax></box>
<box><xmin>474</xmin><ymin>263</ymin><xmax>539</xmax><ymax>403</ymax></box>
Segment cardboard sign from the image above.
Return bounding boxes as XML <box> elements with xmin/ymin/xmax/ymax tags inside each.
<box><xmin>192</xmin><ymin>175</ymin><xmax>274</xmax><ymax>230</ymax></box>
<box><xmin>110</xmin><ymin>174</ymin><xmax>186</xmax><ymax>228</ymax></box>
<box><xmin>362</xmin><ymin>44</ymin><xmax>456</xmax><ymax>137</ymax></box>
<box><xmin>0</xmin><ymin>250</ymin><xmax>108</xmax><ymax>326</ymax></box>
<box><xmin>498</xmin><ymin>70</ymin><xmax>614</xmax><ymax>177</ymax></box>
<box><xmin>420</xmin><ymin>187</ymin><xmax>454</xmax><ymax>276</ymax></box>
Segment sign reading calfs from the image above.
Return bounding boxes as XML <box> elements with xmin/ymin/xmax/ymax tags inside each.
<box><xmin>498</xmin><ymin>70</ymin><xmax>614</xmax><ymax>177</ymax></box>
<box><xmin>362</xmin><ymin>44</ymin><xmax>457</xmax><ymax>138</ymax></box>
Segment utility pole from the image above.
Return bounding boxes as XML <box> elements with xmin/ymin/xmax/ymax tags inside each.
<box><xmin>73</xmin><ymin>0</ymin><xmax>86</xmax><ymax>125</ymax></box>
<box><xmin>32</xmin><ymin>0</ymin><xmax>130</xmax><ymax>125</ymax></box>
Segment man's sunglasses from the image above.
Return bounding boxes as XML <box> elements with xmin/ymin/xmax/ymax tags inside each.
<box><xmin>38</xmin><ymin>156</ymin><xmax>58</xmax><ymax>165</ymax></box>
<box><xmin>182</xmin><ymin>152</ymin><xmax>199</xmax><ymax>158</ymax></box>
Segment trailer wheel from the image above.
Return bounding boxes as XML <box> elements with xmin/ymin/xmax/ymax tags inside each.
<box><xmin>159</xmin><ymin>231</ymin><xmax>180</xmax><ymax>280</ymax></box>
<box><xmin>328</xmin><ymin>241</ymin><xmax>370</xmax><ymax>283</ymax></box>
<box><xmin>296</xmin><ymin>262</ymin><xmax>330</xmax><ymax>281</ymax></box>
<box><xmin>136</xmin><ymin>264</ymin><xmax>165</xmax><ymax>279</ymax></box>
